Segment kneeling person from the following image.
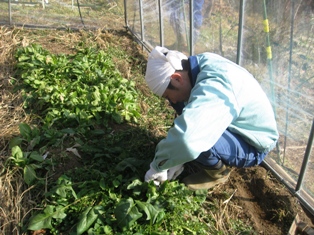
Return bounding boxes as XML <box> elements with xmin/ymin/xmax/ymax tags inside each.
<box><xmin>144</xmin><ymin>46</ymin><xmax>279</xmax><ymax>190</ymax></box>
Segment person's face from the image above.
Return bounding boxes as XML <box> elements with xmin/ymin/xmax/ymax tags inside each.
<box><xmin>162</xmin><ymin>72</ymin><xmax>191</xmax><ymax>104</ymax></box>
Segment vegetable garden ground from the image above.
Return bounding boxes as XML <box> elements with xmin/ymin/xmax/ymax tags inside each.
<box><xmin>0</xmin><ymin>25</ymin><xmax>314</xmax><ymax>234</ymax></box>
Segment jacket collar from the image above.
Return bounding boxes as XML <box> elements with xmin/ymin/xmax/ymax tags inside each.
<box><xmin>188</xmin><ymin>55</ymin><xmax>199</xmax><ymax>88</ymax></box>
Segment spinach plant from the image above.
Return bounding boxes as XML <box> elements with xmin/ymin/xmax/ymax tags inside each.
<box><xmin>4</xmin><ymin>123</ymin><xmax>45</xmax><ymax>185</ymax></box>
<box><xmin>15</xmin><ymin>44</ymin><xmax>140</xmax><ymax>128</ymax></box>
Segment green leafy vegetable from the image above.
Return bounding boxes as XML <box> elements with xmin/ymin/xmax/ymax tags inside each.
<box><xmin>15</xmin><ymin>44</ymin><xmax>140</xmax><ymax>127</ymax></box>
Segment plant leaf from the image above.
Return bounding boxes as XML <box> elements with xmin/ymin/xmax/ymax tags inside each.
<box><xmin>52</xmin><ymin>205</ymin><xmax>67</xmax><ymax>219</ymax></box>
<box><xmin>24</xmin><ymin>165</ymin><xmax>37</xmax><ymax>185</ymax></box>
<box><xmin>55</xmin><ymin>175</ymin><xmax>77</xmax><ymax>199</ymax></box>
<box><xmin>114</xmin><ymin>198</ymin><xmax>142</xmax><ymax>230</ymax></box>
<box><xmin>11</xmin><ymin>146</ymin><xmax>24</xmax><ymax>161</ymax></box>
<box><xmin>76</xmin><ymin>206</ymin><xmax>99</xmax><ymax>235</ymax></box>
<box><xmin>27</xmin><ymin>205</ymin><xmax>55</xmax><ymax>230</ymax></box>
<box><xmin>136</xmin><ymin>200</ymin><xmax>165</xmax><ymax>224</ymax></box>
<box><xmin>19</xmin><ymin>123</ymin><xmax>32</xmax><ymax>141</ymax></box>
<box><xmin>115</xmin><ymin>158</ymin><xmax>143</xmax><ymax>172</ymax></box>
<box><xmin>29</xmin><ymin>151</ymin><xmax>44</xmax><ymax>162</ymax></box>
<box><xmin>9</xmin><ymin>136</ymin><xmax>23</xmax><ymax>148</ymax></box>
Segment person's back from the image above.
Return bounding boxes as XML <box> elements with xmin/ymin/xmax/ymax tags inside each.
<box><xmin>194</xmin><ymin>53</ymin><xmax>278</xmax><ymax>154</ymax></box>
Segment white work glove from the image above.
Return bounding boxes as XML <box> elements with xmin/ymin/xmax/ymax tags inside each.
<box><xmin>145</xmin><ymin>163</ymin><xmax>167</xmax><ymax>186</ymax></box>
<box><xmin>167</xmin><ymin>164</ymin><xmax>184</xmax><ymax>180</ymax></box>
<box><xmin>145</xmin><ymin>163</ymin><xmax>184</xmax><ymax>186</ymax></box>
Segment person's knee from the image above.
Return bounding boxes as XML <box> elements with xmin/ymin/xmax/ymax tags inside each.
<box><xmin>195</xmin><ymin>150</ymin><xmax>220</xmax><ymax>167</ymax></box>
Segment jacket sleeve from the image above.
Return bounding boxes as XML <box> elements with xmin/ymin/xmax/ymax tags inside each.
<box><xmin>151</xmin><ymin>73</ymin><xmax>240</xmax><ymax>171</ymax></box>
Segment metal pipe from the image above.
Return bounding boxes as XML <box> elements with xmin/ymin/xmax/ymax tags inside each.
<box><xmin>125</xmin><ymin>25</ymin><xmax>151</xmax><ymax>52</ymax></box>
<box><xmin>294</xmin><ymin>190</ymin><xmax>314</xmax><ymax>218</ymax></box>
<box><xmin>295</xmin><ymin>119</ymin><xmax>314</xmax><ymax>192</ymax></box>
<box><xmin>9</xmin><ymin>0</ymin><xmax>12</xmax><ymax>25</ymax></box>
<box><xmin>158</xmin><ymin>0</ymin><xmax>164</xmax><ymax>47</ymax></box>
<box><xmin>236</xmin><ymin>0</ymin><xmax>244</xmax><ymax>65</ymax></box>
<box><xmin>261</xmin><ymin>161</ymin><xmax>296</xmax><ymax>194</ymax></box>
<box><xmin>189</xmin><ymin>0</ymin><xmax>194</xmax><ymax>55</ymax></box>
<box><xmin>139</xmin><ymin>0</ymin><xmax>144</xmax><ymax>47</ymax></box>
<box><xmin>262</xmin><ymin>160</ymin><xmax>314</xmax><ymax>217</ymax></box>
<box><xmin>124</xmin><ymin>0</ymin><xmax>128</xmax><ymax>28</ymax></box>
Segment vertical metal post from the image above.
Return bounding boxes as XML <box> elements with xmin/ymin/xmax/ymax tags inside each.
<box><xmin>139</xmin><ymin>0</ymin><xmax>144</xmax><ymax>45</ymax></box>
<box><xmin>189</xmin><ymin>0</ymin><xmax>194</xmax><ymax>55</ymax></box>
<box><xmin>8</xmin><ymin>0</ymin><xmax>12</xmax><ymax>25</ymax></box>
<box><xmin>236</xmin><ymin>0</ymin><xmax>245</xmax><ymax>65</ymax></box>
<box><xmin>295</xmin><ymin>119</ymin><xmax>314</xmax><ymax>192</ymax></box>
<box><xmin>283</xmin><ymin>0</ymin><xmax>295</xmax><ymax>163</ymax></box>
<box><xmin>158</xmin><ymin>0</ymin><xmax>164</xmax><ymax>46</ymax></box>
<box><xmin>124</xmin><ymin>0</ymin><xmax>128</xmax><ymax>28</ymax></box>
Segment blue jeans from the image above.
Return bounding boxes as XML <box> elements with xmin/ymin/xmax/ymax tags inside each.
<box><xmin>169</xmin><ymin>0</ymin><xmax>204</xmax><ymax>37</ymax></box>
<box><xmin>195</xmin><ymin>129</ymin><xmax>268</xmax><ymax>168</ymax></box>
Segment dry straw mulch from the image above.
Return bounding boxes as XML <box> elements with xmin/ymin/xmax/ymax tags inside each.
<box><xmin>0</xmin><ymin>27</ymin><xmax>31</xmax><ymax>150</ymax></box>
<box><xmin>0</xmin><ymin>26</ymin><xmax>32</xmax><ymax>235</ymax></box>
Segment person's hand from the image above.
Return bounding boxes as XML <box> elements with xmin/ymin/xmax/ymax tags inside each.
<box><xmin>145</xmin><ymin>163</ymin><xmax>167</xmax><ymax>186</ymax></box>
<box><xmin>167</xmin><ymin>164</ymin><xmax>184</xmax><ymax>180</ymax></box>
<box><xmin>145</xmin><ymin>163</ymin><xmax>184</xmax><ymax>186</ymax></box>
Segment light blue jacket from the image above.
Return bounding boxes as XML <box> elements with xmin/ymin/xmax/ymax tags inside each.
<box><xmin>152</xmin><ymin>53</ymin><xmax>279</xmax><ymax>171</ymax></box>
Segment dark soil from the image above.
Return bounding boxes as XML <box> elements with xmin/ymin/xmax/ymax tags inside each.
<box><xmin>216</xmin><ymin>166</ymin><xmax>314</xmax><ymax>234</ymax></box>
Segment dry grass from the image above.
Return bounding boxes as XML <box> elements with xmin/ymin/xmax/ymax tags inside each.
<box><xmin>0</xmin><ymin>26</ymin><xmax>32</xmax><ymax>235</ymax></box>
<box><xmin>0</xmin><ymin>167</ymin><xmax>36</xmax><ymax>235</ymax></box>
<box><xmin>0</xmin><ymin>27</ymin><xmax>30</xmax><ymax>144</ymax></box>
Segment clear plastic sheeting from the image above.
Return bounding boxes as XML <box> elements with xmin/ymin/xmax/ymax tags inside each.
<box><xmin>125</xmin><ymin>0</ymin><xmax>314</xmax><ymax>214</ymax></box>
<box><xmin>239</xmin><ymin>1</ymin><xmax>314</xmax><ymax>205</ymax></box>
<box><xmin>0</xmin><ymin>0</ymin><xmax>125</xmax><ymax>29</ymax></box>
<box><xmin>125</xmin><ymin>0</ymin><xmax>158</xmax><ymax>49</ymax></box>
<box><xmin>125</xmin><ymin>0</ymin><xmax>239</xmax><ymax>61</ymax></box>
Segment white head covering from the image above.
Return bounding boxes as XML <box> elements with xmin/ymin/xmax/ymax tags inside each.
<box><xmin>145</xmin><ymin>46</ymin><xmax>188</xmax><ymax>97</ymax></box>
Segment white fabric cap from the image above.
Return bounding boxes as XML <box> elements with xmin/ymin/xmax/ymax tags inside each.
<box><xmin>145</xmin><ymin>46</ymin><xmax>188</xmax><ymax>97</ymax></box>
